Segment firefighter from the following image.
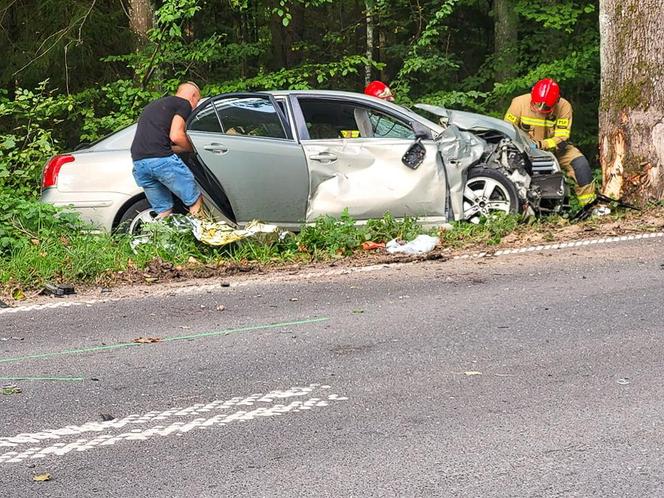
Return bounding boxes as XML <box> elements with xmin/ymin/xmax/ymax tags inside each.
<box><xmin>364</xmin><ymin>80</ymin><xmax>395</xmax><ymax>102</ymax></box>
<box><xmin>504</xmin><ymin>78</ymin><xmax>597</xmax><ymax>207</ymax></box>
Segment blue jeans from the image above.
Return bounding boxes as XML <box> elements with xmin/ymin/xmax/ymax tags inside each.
<box><xmin>132</xmin><ymin>154</ymin><xmax>201</xmax><ymax>214</ymax></box>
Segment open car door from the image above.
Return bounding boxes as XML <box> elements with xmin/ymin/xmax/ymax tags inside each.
<box><xmin>187</xmin><ymin>93</ymin><xmax>309</xmax><ymax>226</ymax></box>
<box><xmin>293</xmin><ymin>96</ymin><xmax>447</xmax><ymax>223</ymax></box>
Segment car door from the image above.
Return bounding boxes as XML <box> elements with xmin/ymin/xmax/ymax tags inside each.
<box><xmin>187</xmin><ymin>94</ymin><xmax>309</xmax><ymax>225</ymax></box>
<box><xmin>293</xmin><ymin>96</ymin><xmax>447</xmax><ymax>222</ymax></box>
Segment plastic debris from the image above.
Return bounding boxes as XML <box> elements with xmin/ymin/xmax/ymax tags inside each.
<box><xmin>41</xmin><ymin>283</ymin><xmax>76</xmax><ymax>298</ymax></box>
<box><xmin>33</xmin><ymin>473</ymin><xmax>51</xmax><ymax>482</ymax></box>
<box><xmin>131</xmin><ymin>214</ymin><xmax>287</xmax><ymax>252</ymax></box>
<box><xmin>386</xmin><ymin>235</ymin><xmax>439</xmax><ymax>255</ymax></box>
<box><xmin>2</xmin><ymin>384</ymin><xmax>22</xmax><ymax>395</ymax></box>
<box><xmin>0</xmin><ymin>299</ymin><xmax>9</xmax><ymax>308</ymax></box>
<box><xmin>190</xmin><ymin>218</ymin><xmax>283</xmax><ymax>247</ymax></box>
<box><xmin>361</xmin><ymin>241</ymin><xmax>386</xmax><ymax>251</ymax></box>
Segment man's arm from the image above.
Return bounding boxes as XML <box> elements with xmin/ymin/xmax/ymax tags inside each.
<box><xmin>169</xmin><ymin>114</ymin><xmax>192</xmax><ymax>154</ymax></box>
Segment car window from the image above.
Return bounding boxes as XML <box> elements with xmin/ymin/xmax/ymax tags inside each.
<box><xmin>367</xmin><ymin>110</ymin><xmax>415</xmax><ymax>139</ymax></box>
<box><xmin>189</xmin><ymin>101</ymin><xmax>222</xmax><ymax>132</ymax></box>
<box><xmin>189</xmin><ymin>97</ymin><xmax>288</xmax><ymax>139</ymax></box>
<box><xmin>298</xmin><ymin>98</ymin><xmax>414</xmax><ymax>140</ymax></box>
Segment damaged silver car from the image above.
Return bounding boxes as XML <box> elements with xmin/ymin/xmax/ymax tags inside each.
<box><xmin>41</xmin><ymin>90</ymin><xmax>567</xmax><ymax>232</ymax></box>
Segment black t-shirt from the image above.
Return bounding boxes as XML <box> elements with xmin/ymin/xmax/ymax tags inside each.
<box><xmin>130</xmin><ymin>96</ymin><xmax>192</xmax><ymax>161</ymax></box>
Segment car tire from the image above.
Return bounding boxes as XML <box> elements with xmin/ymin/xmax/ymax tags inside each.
<box><xmin>115</xmin><ymin>198</ymin><xmax>157</xmax><ymax>235</ymax></box>
<box><xmin>463</xmin><ymin>168</ymin><xmax>520</xmax><ymax>223</ymax></box>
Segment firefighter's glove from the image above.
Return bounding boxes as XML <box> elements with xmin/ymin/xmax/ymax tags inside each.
<box><xmin>535</xmin><ymin>140</ymin><xmax>545</xmax><ymax>149</ymax></box>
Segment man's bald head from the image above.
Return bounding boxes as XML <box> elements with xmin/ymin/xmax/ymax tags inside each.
<box><xmin>176</xmin><ymin>81</ymin><xmax>201</xmax><ymax>109</ymax></box>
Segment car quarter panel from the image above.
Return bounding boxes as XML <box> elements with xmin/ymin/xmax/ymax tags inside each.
<box><xmin>54</xmin><ymin>149</ymin><xmax>140</xmax><ymax>195</ymax></box>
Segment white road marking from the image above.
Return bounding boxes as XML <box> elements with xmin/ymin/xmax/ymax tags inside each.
<box><xmin>454</xmin><ymin>231</ymin><xmax>663</xmax><ymax>260</ymax></box>
<box><xmin>0</xmin><ymin>384</ymin><xmax>343</xmax><ymax>465</ymax></box>
<box><xmin>1</xmin><ymin>231</ymin><xmax>661</xmax><ymax>316</ymax></box>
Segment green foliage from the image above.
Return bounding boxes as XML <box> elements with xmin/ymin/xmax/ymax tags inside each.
<box><xmin>364</xmin><ymin>212</ymin><xmax>425</xmax><ymax>242</ymax></box>
<box><xmin>0</xmin><ymin>82</ymin><xmax>73</xmax><ymax>197</ymax></box>
<box><xmin>440</xmin><ymin>213</ymin><xmax>522</xmax><ymax>247</ymax></box>
<box><xmin>298</xmin><ymin>210</ymin><xmax>366</xmax><ymax>256</ymax></box>
<box><xmin>515</xmin><ymin>0</ymin><xmax>596</xmax><ymax>33</ymax></box>
<box><xmin>0</xmin><ymin>193</ymin><xmax>86</xmax><ymax>256</ymax></box>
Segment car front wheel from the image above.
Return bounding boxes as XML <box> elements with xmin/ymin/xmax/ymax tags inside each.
<box><xmin>462</xmin><ymin>168</ymin><xmax>520</xmax><ymax>223</ymax></box>
<box><xmin>115</xmin><ymin>198</ymin><xmax>158</xmax><ymax>235</ymax></box>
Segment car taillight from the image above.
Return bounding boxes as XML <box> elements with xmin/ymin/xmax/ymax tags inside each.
<box><xmin>42</xmin><ymin>154</ymin><xmax>75</xmax><ymax>189</ymax></box>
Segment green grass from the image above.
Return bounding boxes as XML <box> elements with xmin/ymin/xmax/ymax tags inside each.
<box><xmin>439</xmin><ymin>213</ymin><xmax>523</xmax><ymax>247</ymax></box>
<box><xmin>1</xmin><ymin>203</ymin><xmax>656</xmax><ymax>299</ymax></box>
<box><xmin>0</xmin><ymin>210</ymin><xmax>431</xmax><ymax>296</ymax></box>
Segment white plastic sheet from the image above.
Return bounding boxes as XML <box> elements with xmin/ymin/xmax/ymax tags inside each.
<box><xmin>385</xmin><ymin>235</ymin><xmax>439</xmax><ymax>255</ymax></box>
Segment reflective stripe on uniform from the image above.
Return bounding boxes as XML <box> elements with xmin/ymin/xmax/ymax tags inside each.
<box><xmin>520</xmin><ymin>116</ymin><xmax>557</xmax><ymax>128</ymax></box>
<box><xmin>554</xmin><ymin>129</ymin><xmax>571</xmax><ymax>138</ymax></box>
<box><xmin>577</xmin><ymin>193</ymin><xmax>596</xmax><ymax>206</ymax></box>
<box><xmin>505</xmin><ymin>113</ymin><xmax>518</xmax><ymax>124</ymax></box>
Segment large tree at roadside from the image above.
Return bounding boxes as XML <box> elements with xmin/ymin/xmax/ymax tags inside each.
<box><xmin>599</xmin><ymin>0</ymin><xmax>664</xmax><ymax>202</ymax></box>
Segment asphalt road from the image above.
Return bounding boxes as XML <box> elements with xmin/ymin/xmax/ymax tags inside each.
<box><xmin>1</xmin><ymin>237</ymin><xmax>663</xmax><ymax>497</ymax></box>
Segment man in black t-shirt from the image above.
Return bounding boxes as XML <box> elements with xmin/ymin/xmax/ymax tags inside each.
<box><xmin>130</xmin><ymin>81</ymin><xmax>203</xmax><ymax>218</ymax></box>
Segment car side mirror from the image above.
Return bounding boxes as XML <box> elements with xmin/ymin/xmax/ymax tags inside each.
<box><xmin>411</xmin><ymin>121</ymin><xmax>432</xmax><ymax>140</ymax></box>
<box><xmin>402</xmin><ymin>138</ymin><xmax>426</xmax><ymax>170</ymax></box>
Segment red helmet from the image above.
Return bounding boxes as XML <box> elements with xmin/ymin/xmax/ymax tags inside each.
<box><xmin>364</xmin><ymin>80</ymin><xmax>395</xmax><ymax>101</ymax></box>
<box><xmin>530</xmin><ymin>78</ymin><xmax>560</xmax><ymax>114</ymax></box>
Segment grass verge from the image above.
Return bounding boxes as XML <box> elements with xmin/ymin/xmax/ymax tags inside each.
<box><xmin>2</xmin><ymin>203</ymin><xmax>663</xmax><ymax>302</ymax></box>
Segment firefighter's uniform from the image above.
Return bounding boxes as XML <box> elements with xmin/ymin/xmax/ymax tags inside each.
<box><xmin>504</xmin><ymin>94</ymin><xmax>595</xmax><ymax>206</ymax></box>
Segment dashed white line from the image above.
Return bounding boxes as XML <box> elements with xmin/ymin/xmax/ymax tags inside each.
<box><xmin>0</xmin><ymin>384</ymin><xmax>346</xmax><ymax>464</ymax></box>
<box><xmin>454</xmin><ymin>231</ymin><xmax>663</xmax><ymax>260</ymax></box>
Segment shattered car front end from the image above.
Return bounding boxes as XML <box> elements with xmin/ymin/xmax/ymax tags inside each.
<box><xmin>415</xmin><ymin>104</ymin><xmax>568</xmax><ymax>218</ymax></box>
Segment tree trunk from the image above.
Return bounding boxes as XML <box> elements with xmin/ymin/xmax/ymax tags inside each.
<box><xmin>493</xmin><ymin>0</ymin><xmax>518</xmax><ymax>83</ymax></box>
<box><xmin>128</xmin><ymin>0</ymin><xmax>153</xmax><ymax>47</ymax></box>
<box><xmin>599</xmin><ymin>0</ymin><xmax>664</xmax><ymax>202</ymax></box>
<box><xmin>365</xmin><ymin>1</ymin><xmax>374</xmax><ymax>85</ymax></box>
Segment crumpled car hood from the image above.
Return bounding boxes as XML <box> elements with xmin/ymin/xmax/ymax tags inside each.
<box><xmin>415</xmin><ymin>104</ymin><xmax>560</xmax><ymax>164</ymax></box>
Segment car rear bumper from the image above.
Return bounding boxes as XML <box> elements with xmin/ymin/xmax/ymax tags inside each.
<box><xmin>41</xmin><ymin>189</ymin><xmax>133</xmax><ymax>232</ymax></box>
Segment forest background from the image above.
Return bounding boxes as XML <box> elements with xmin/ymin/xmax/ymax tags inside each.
<box><xmin>0</xmin><ymin>0</ymin><xmax>600</xmax><ymax>263</ymax></box>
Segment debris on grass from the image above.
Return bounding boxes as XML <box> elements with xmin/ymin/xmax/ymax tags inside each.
<box><xmin>386</xmin><ymin>235</ymin><xmax>439</xmax><ymax>255</ymax></box>
<box><xmin>40</xmin><ymin>283</ymin><xmax>76</xmax><ymax>298</ymax></box>
<box><xmin>361</xmin><ymin>241</ymin><xmax>386</xmax><ymax>251</ymax></box>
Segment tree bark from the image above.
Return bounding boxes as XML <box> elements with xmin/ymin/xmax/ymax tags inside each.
<box><xmin>493</xmin><ymin>0</ymin><xmax>518</xmax><ymax>83</ymax></box>
<box><xmin>128</xmin><ymin>0</ymin><xmax>153</xmax><ymax>47</ymax></box>
<box><xmin>599</xmin><ymin>0</ymin><xmax>664</xmax><ymax>202</ymax></box>
<box><xmin>365</xmin><ymin>1</ymin><xmax>374</xmax><ymax>85</ymax></box>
